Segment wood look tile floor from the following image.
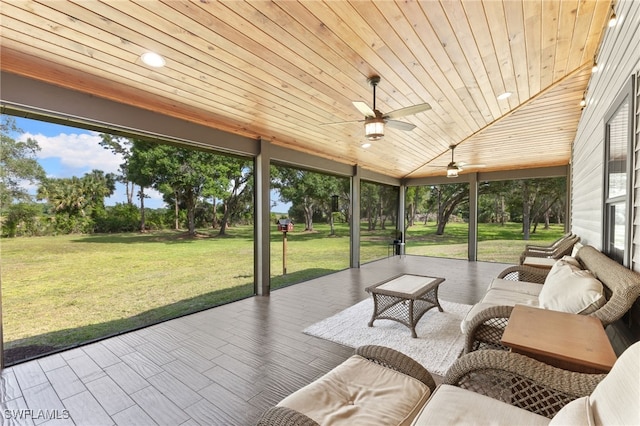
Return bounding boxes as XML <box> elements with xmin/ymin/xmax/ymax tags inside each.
<box><xmin>1</xmin><ymin>255</ymin><xmax>510</xmax><ymax>426</ymax></box>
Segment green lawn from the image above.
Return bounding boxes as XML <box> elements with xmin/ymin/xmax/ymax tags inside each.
<box><xmin>1</xmin><ymin>221</ymin><xmax>563</xmax><ymax>363</ymax></box>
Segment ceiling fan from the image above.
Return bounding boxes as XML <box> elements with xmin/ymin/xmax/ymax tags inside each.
<box><xmin>445</xmin><ymin>144</ymin><xmax>486</xmax><ymax>178</ymax></box>
<box><xmin>325</xmin><ymin>76</ymin><xmax>431</xmax><ymax>141</ymax></box>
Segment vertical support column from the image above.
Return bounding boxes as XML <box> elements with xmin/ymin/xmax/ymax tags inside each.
<box><xmin>0</xmin><ymin>274</ymin><xmax>3</xmax><ymax>370</ymax></box>
<box><xmin>398</xmin><ymin>183</ymin><xmax>406</xmax><ymax>256</ymax></box>
<box><xmin>565</xmin><ymin>164</ymin><xmax>572</xmax><ymax>232</ymax></box>
<box><xmin>350</xmin><ymin>166</ymin><xmax>361</xmax><ymax>268</ymax></box>
<box><xmin>255</xmin><ymin>138</ymin><xmax>271</xmax><ymax>296</ymax></box>
<box><xmin>468</xmin><ymin>173</ymin><xmax>478</xmax><ymax>261</ymax></box>
<box><xmin>398</xmin><ymin>183</ymin><xmax>406</xmax><ymax>241</ymax></box>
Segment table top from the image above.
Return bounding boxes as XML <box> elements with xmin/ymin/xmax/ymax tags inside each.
<box><xmin>366</xmin><ymin>274</ymin><xmax>444</xmax><ymax>299</ymax></box>
<box><xmin>522</xmin><ymin>256</ymin><xmax>557</xmax><ymax>269</ymax></box>
<box><xmin>501</xmin><ymin>305</ymin><xmax>617</xmax><ymax>372</ymax></box>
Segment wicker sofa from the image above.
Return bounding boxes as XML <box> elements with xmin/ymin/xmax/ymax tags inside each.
<box><xmin>462</xmin><ymin>244</ymin><xmax>640</xmax><ymax>353</ymax></box>
<box><xmin>257</xmin><ymin>342</ymin><xmax>640</xmax><ymax>425</ymax></box>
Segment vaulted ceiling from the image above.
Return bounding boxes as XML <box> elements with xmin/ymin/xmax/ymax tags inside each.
<box><xmin>0</xmin><ymin>1</ymin><xmax>612</xmax><ymax>179</ymax></box>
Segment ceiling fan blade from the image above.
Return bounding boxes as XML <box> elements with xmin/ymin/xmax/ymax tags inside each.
<box><xmin>385</xmin><ymin>120</ymin><xmax>416</xmax><ymax>131</ymax></box>
<box><xmin>457</xmin><ymin>162</ymin><xmax>486</xmax><ymax>169</ymax></box>
<box><xmin>385</xmin><ymin>103</ymin><xmax>431</xmax><ymax>119</ymax></box>
<box><xmin>320</xmin><ymin>119</ymin><xmax>364</xmax><ymax>126</ymax></box>
<box><xmin>352</xmin><ymin>101</ymin><xmax>375</xmax><ymax>117</ymax></box>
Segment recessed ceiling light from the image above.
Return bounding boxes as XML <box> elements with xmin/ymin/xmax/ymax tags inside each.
<box><xmin>361</xmin><ymin>142</ymin><xmax>372</xmax><ymax>149</ymax></box>
<box><xmin>497</xmin><ymin>92</ymin><xmax>512</xmax><ymax>100</ymax></box>
<box><xmin>141</xmin><ymin>52</ymin><xmax>166</xmax><ymax>68</ymax></box>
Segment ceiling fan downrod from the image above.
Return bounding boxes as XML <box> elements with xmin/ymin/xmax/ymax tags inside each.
<box><xmin>368</xmin><ymin>75</ymin><xmax>381</xmax><ymax>112</ymax></box>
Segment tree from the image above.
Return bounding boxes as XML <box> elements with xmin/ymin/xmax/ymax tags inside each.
<box><xmin>99</xmin><ymin>134</ymin><xmax>135</xmax><ymax>205</ymax></box>
<box><xmin>36</xmin><ymin>170</ymin><xmax>116</xmax><ymax>233</ymax></box>
<box><xmin>128</xmin><ymin>141</ymin><xmax>253</xmax><ymax>236</ymax></box>
<box><xmin>428</xmin><ymin>183</ymin><xmax>468</xmax><ymax>235</ymax></box>
<box><xmin>128</xmin><ymin>140</ymin><xmax>159</xmax><ymax>232</ymax></box>
<box><xmin>211</xmin><ymin>157</ymin><xmax>253</xmax><ymax>236</ymax></box>
<box><xmin>405</xmin><ymin>186</ymin><xmax>429</xmax><ymax>228</ymax></box>
<box><xmin>0</xmin><ymin>116</ymin><xmax>46</xmax><ymax>207</ymax></box>
<box><xmin>272</xmin><ymin>167</ymin><xmax>341</xmax><ymax>231</ymax></box>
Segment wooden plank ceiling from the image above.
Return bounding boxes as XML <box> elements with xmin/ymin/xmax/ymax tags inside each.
<box><xmin>0</xmin><ymin>0</ymin><xmax>612</xmax><ymax>179</ymax></box>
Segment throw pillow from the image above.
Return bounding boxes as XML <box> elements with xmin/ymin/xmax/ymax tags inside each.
<box><xmin>561</xmin><ymin>255</ymin><xmax>581</xmax><ymax>268</ymax></box>
<box><xmin>539</xmin><ymin>262</ymin><xmax>605</xmax><ymax>314</ymax></box>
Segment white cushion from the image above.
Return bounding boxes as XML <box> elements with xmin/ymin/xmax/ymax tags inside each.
<box><xmin>538</xmin><ymin>262</ymin><xmax>605</xmax><ymax>314</ymax></box>
<box><xmin>278</xmin><ymin>354</ymin><xmax>431</xmax><ymax>426</ymax></box>
<box><xmin>461</xmin><ymin>289</ymin><xmax>539</xmax><ymax>334</ymax></box>
<box><xmin>549</xmin><ymin>396</ymin><xmax>594</xmax><ymax>425</ymax></box>
<box><xmin>589</xmin><ymin>341</ymin><xmax>640</xmax><ymax>426</ymax></box>
<box><xmin>412</xmin><ymin>384</ymin><xmax>549</xmax><ymax>425</ymax></box>
<box><xmin>560</xmin><ymin>255</ymin><xmax>581</xmax><ymax>268</ymax></box>
<box><xmin>488</xmin><ymin>278</ymin><xmax>543</xmax><ymax>296</ymax></box>
<box><xmin>571</xmin><ymin>241</ymin><xmax>583</xmax><ymax>257</ymax></box>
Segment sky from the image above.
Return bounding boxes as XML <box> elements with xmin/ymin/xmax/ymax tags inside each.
<box><xmin>10</xmin><ymin>116</ymin><xmax>291</xmax><ymax>212</ymax></box>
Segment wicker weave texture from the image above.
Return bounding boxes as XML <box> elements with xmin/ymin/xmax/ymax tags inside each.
<box><xmin>356</xmin><ymin>345</ymin><xmax>436</xmax><ymax>391</ymax></box>
<box><xmin>577</xmin><ymin>245</ymin><xmax>640</xmax><ymax>326</ymax></box>
<box><xmin>497</xmin><ymin>265</ymin><xmax>548</xmax><ymax>283</ymax></box>
<box><xmin>444</xmin><ymin>350</ymin><xmax>605</xmax><ymax>418</ymax></box>
<box><xmin>256</xmin><ymin>406</ymin><xmax>319</xmax><ymax>426</ymax></box>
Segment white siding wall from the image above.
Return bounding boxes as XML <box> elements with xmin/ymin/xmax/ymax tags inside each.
<box><xmin>571</xmin><ymin>0</ymin><xmax>640</xmax><ymax>259</ymax></box>
<box><xmin>632</xmin><ymin>69</ymin><xmax>640</xmax><ymax>268</ymax></box>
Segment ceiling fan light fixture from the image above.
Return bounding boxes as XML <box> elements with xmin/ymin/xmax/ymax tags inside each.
<box><xmin>446</xmin><ymin>163</ymin><xmax>459</xmax><ymax>178</ymax></box>
<box><xmin>364</xmin><ymin>118</ymin><xmax>385</xmax><ymax>141</ymax></box>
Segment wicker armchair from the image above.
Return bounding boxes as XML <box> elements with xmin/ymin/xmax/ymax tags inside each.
<box><xmin>518</xmin><ymin>234</ymin><xmax>580</xmax><ymax>264</ymax></box>
<box><xmin>417</xmin><ymin>341</ymin><xmax>639</xmax><ymax>424</ymax></box>
<box><xmin>522</xmin><ymin>232</ymin><xmax>573</xmax><ymax>251</ymax></box>
<box><xmin>257</xmin><ymin>345</ymin><xmax>435</xmax><ymax>426</ymax></box>
<box><xmin>444</xmin><ymin>349</ymin><xmax>604</xmax><ymax>418</ymax></box>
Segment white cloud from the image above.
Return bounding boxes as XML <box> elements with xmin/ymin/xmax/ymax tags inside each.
<box><xmin>21</xmin><ymin>131</ymin><xmax>123</xmax><ymax>175</ymax></box>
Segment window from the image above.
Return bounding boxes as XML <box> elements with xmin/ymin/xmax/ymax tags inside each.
<box><xmin>603</xmin><ymin>77</ymin><xmax>634</xmax><ymax>265</ymax></box>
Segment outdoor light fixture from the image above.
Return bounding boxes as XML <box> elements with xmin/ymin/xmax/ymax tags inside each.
<box><xmin>364</xmin><ymin>117</ymin><xmax>385</xmax><ymax>141</ymax></box>
<box><xmin>580</xmin><ymin>97</ymin><xmax>587</xmax><ymax>108</ymax></box>
<box><xmin>608</xmin><ymin>5</ymin><xmax>617</xmax><ymax>27</ymax></box>
<box><xmin>141</xmin><ymin>52</ymin><xmax>166</xmax><ymax>68</ymax></box>
<box><xmin>592</xmin><ymin>59</ymin><xmax>599</xmax><ymax>73</ymax></box>
<box><xmin>446</xmin><ymin>163</ymin><xmax>459</xmax><ymax>178</ymax></box>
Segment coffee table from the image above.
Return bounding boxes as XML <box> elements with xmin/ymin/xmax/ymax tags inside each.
<box><xmin>365</xmin><ymin>274</ymin><xmax>445</xmax><ymax>338</ymax></box>
<box><xmin>501</xmin><ymin>305</ymin><xmax>617</xmax><ymax>373</ymax></box>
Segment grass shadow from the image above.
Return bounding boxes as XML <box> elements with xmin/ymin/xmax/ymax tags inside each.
<box><xmin>271</xmin><ymin>268</ymin><xmax>340</xmax><ymax>289</ymax></box>
<box><xmin>4</xmin><ymin>282</ymin><xmax>254</xmax><ymax>366</ymax></box>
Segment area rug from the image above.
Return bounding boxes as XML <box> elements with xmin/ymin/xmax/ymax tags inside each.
<box><xmin>303</xmin><ymin>298</ymin><xmax>471</xmax><ymax>376</ymax></box>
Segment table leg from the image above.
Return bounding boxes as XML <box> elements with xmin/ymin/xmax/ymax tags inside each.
<box><xmin>409</xmin><ymin>300</ymin><xmax>417</xmax><ymax>338</ymax></box>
